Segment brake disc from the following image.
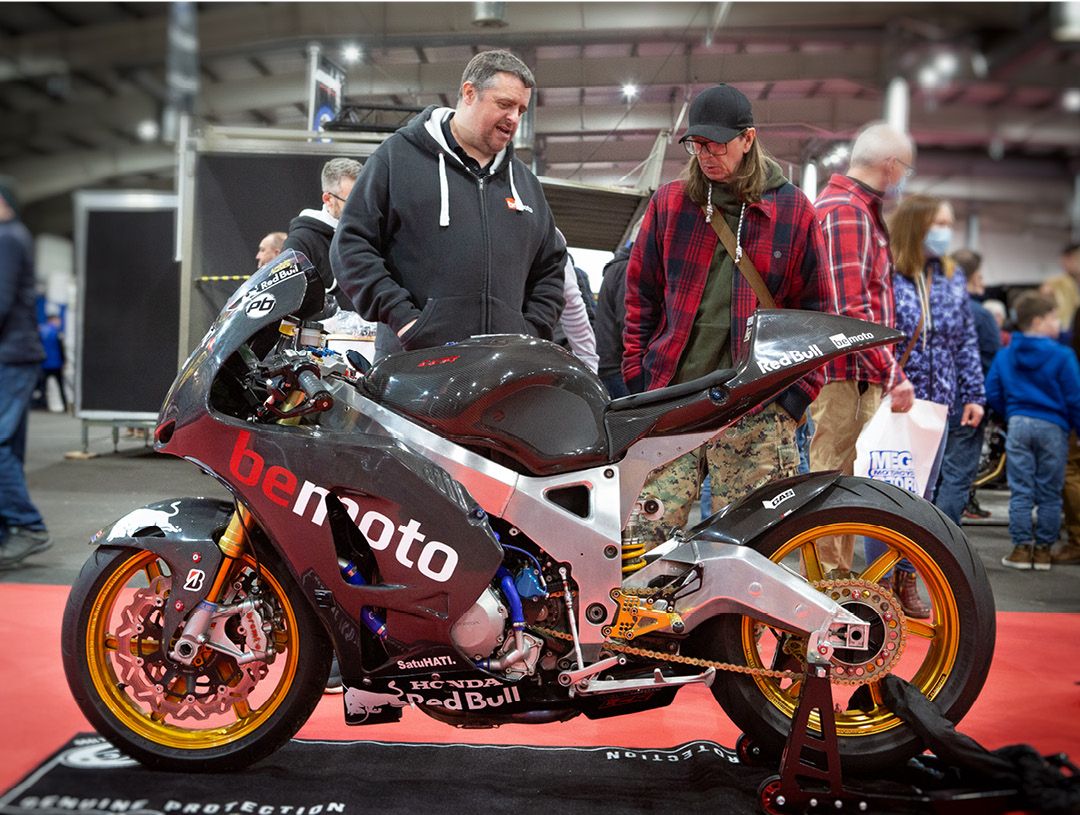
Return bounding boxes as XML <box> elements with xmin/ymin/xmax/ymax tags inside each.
<box><xmin>113</xmin><ymin>575</ymin><xmax>266</xmax><ymax>720</ymax></box>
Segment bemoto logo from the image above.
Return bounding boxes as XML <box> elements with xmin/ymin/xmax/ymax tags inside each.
<box><xmin>245</xmin><ymin>293</ymin><xmax>276</xmax><ymax>317</ymax></box>
<box><xmin>830</xmin><ymin>331</ymin><xmax>874</xmax><ymax>350</ymax></box>
<box><xmin>229</xmin><ymin>431</ymin><xmax>459</xmax><ymax>582</ymax></box>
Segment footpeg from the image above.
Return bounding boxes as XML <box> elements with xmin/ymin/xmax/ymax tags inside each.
<box><xmin>571</xmin><ymin>666</ymin><xmax>716</xmax><ymax>696</ymax></box>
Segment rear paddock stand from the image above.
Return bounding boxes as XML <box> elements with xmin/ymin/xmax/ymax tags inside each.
<box><xmin>755</xmin><ymin>663</ymin><xmax>1021</xmax><ymax>814</ymax></box>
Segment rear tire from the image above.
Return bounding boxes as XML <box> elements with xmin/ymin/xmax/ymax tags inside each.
<box><xmin>62</xmin><ymin>544</ymin><xmax>332</xmax><ymax>771</ymax></box>
<box><xmin>688</xmin><ymin>476</ymin><xmax>995</xmax><ymax>775</ymax></box>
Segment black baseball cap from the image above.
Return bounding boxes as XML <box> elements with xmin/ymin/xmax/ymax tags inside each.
<box><xmin>680</xmin><ymin>84</ymin><xmax>754</xmax><ymax>145</ymax></box>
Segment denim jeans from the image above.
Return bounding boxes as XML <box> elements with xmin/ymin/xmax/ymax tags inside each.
<box><xmin>932</xmin><ymin>412</ymin><xmax>984</xmax><ymax>525</ymax></box>
<box><xmin>795</xmin><ymin>410</ymin><xmax>816</xmax><ymax>475</ymax></box>
<box><xmin>0</xmin><ymin>362</ymin><xmax>45</xmax><ymax>535</ymax></box>
<box><xmin>1006</xmin><ymin>415</ymin><xmax>1069</xmax><ymax>548</ymax></box>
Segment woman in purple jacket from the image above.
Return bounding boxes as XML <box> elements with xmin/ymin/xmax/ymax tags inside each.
<box><xmin>866</xmin><ymin>194</ymin><xmax>985</xmax><ymax>617</ymax></box>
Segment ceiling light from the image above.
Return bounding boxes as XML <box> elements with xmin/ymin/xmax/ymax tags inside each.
<box><xmin>917</xmin><ymin>64</ymin><xmax>941</xmax><ymax>90</ymax></box>
<box><xmin>472</xmin><ymin>1</ymin><xmax>508</xmax><ymax>28</ymax></box>
<box><xmin>1052</xmin><ymin>1</ymin><xmax>1080</xmax><ymax>41</ymax></box>
<box><xmin>136</xmin><ymin>119</ymin><xmax>160</xmax><ymax>142</ymax></box>
<box><xmin>934</xmin><ymin>51</ymin><xmax>959</xmax><ymax>77</ymax></box>
<box><xmin>1063</xmin><ymin>88</ymin><xmax>1080</xmax><ymax>112</ymax></box>
<box><xmin>342</xmin><ymin>44</ymin><xmax>361</xmax><ymax>64</ymax></box>
<box><xmin>622</xmin><ymin>83</ymin><xmax>638</xmax><ymax>100</ymax></box>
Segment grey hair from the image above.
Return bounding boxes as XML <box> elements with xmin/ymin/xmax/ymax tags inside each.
<box><xmin>849</xmin><ymin>122</ymin><xmax>915</xmax><ymax>169</ymax></box>
<box><xmin>321</xmin><ymin>158</ymin><xmax>362</xmax><ymax>193</ymax></box>
<box><xmin>459</xmin><ymin>50</ymin><xmax>535</xmax><ymax>97</ymax></box>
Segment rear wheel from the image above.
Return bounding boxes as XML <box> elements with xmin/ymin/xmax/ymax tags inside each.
<box><xmin>62</xmin><ymin>544</ymin><xmax>332</xmax><ymax>771</ymax></box>
<box><xmin>688</xmin><ymin>476</ymin><xmax>995</xmax><ymax>774</ymax></box>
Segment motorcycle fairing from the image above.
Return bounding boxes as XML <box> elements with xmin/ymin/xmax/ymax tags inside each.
<box><xmin>686</xmin><ymin>471</ymin><xmax>843</xmax><ymax>546</ymax></box>
<box><xmin>157</xmin><ymin>255</ymin><xmax>504</xmax><ymax>664</ymax></box>
<box><xmin>604</xmin><ymin>310</ymin><xmax>902</xmax><ymax>458</ymax></box>
<box><xmin>168</xmin><ymin>415</ymin><xmax>504</xmax><ymax>655</ymax></box>
<box><xmin>341</xmin><ymin>648</ymin><xmax>680</xmax><ymax>727</ymax></box>
<box><xmin>89</xmin><ymin>497</ymin><xmax>233</xmax><ymax>639</ymax></box>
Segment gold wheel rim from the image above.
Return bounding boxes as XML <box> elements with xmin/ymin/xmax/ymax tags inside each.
<box><xmin>86</xmin><ymin>550</ymin><xmax>299</xmax><ymax>750</ymax></box>
<box><xmin>740</xmin><ymin>522</ymin><xmax>960</xmax><ymax>737</ymax></box>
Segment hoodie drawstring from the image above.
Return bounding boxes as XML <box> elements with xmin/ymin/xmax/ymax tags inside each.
<box><xmin>438</xmin><ymin>152</ymin><xmax>450</xmax><ymax>227</ymax></box>
<box><xmin>508</xmin><ymin>161</ymin><xmax>524</xmax><ymax>212</ymax></box>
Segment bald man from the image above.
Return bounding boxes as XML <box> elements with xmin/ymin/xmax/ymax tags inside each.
<box><xmin>255</xmin><ymin>231</ymin><xmax>286</xmax><ymax>268</ymax></box>
<box><xmin>808</xmin><ymin>122</ymin><xmax>917</xmax><ymax>579</ymax></box>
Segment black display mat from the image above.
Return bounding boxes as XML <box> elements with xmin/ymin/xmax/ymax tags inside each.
<box><xmin>0</xmin><ymin>735</ymin><xmax>778</xmax><ymax>815</ymax></box>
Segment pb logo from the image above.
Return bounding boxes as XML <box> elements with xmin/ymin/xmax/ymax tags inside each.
<box><xmin>245</xmin><ymin>293</ymin><xmax>276</xmax><ymax>317</ymax></box>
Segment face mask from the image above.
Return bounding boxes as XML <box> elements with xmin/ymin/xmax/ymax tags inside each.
<box><xmin>885</xmin><ymin>175</ymin><xmax>907</xmax><ymax>199</ymax></box>
<box><xmin>924</xmin><ymin>225</ymin><xmax>952</xmax><ymax>258</ymax></box>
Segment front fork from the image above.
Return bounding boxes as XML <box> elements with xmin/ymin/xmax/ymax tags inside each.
<box><xmin>168</xmin><ymin>503</ymin><xmax>269</xmax><ymax>665</ymax></box>
<box><xmin>169</xmin><ymin>386</ymin><xmax>311</xmax><ymax>666</ymax></box>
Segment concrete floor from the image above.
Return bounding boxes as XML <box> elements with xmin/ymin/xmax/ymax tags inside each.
<box><xmin>4</xmin><ymin>409</ymin><xmax>1078</xmax><ymax>613</ymax></box>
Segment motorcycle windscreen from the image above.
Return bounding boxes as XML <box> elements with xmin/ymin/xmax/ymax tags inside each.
<box><xmin>160</xmin><ymin>251</ymin><xmax>319</xmax><ymax>422</ymax></box>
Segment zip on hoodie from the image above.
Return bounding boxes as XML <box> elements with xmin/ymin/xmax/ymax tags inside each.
<box><xmin>477</xmin><ymin>175</ymin><xmax>491</xmax><ymax>333</ymax></box>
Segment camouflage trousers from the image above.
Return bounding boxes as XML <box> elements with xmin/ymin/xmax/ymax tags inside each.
<box><xmin>634</xmin><ymin>402</ymin><xmax>799</xmax><ymax>548</ymax></box>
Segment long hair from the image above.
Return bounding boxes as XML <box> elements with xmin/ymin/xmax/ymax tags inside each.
<box><xmin>681</xmin><ymin>138</ymin><xmax>774</xmax><ymax>206</ymax></box>
<box><xmin>889</xmin><ymin>194</ymin><xmax>953</xmax><ymax>280</ymax></box>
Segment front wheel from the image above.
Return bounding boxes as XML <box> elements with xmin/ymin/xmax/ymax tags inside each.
<box><xmin>61</xmin><ymin>544</ymin><xmax>332</xmax><ymax>771</ymax></box>
<box><xmin>688</xmin><ymin>476</ymin><xmax>995</xmax><ymax>775</ymax></box>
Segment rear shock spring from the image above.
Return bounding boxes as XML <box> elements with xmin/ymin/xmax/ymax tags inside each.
<box><xmin>621</xmin><ymin>507</ymin><xmax>648</xmax><ymax>576</ymax></box>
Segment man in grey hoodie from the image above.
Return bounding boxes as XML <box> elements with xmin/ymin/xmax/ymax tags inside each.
<box><xmin>331</xmin><ymin>50</ymin><xmax>565</xmax><ymax>359</ymax></box>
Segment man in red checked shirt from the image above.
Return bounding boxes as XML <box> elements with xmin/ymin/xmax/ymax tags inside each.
<box><xmin>809</xmin><ymin>122</ymin><xmax>917</xmax><ymax>577</ymax></box>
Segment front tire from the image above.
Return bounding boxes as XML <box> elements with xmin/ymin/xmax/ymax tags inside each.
<box><xmin>61</xmin><ymin>544</ymin><xmax>332</xmax><ymax>771</ymax></box>
<box><xmin>688</xmin><ymin>476</ymin><xmax>995</xmax><ymax>775</ymax></box>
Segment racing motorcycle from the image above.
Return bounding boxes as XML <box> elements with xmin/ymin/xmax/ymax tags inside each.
<box><xmin>62</xmin><ymin>252</ymin><xmax>995</xmax><ymax>777</ymax></box>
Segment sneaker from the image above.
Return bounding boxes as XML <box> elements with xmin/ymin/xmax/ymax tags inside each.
<box><xmin>0</xmin><ymin>528</ymin><xmax>52</xmax><ymax>570</ymax></box>
<box><xmin>1033</xmin><ymin>546</ymin><xmax>1052</xmax><ymax>572</ymax></box>
<box><xmin>892</xmin><ymin>571</ymin><xmax>931</xmax><ymax>619</ymax></box>
<box><xmin>324</xmin><ymin>654</ymin><xmax>343</xmax><ymax>694</ymax></box>
<box><xmin>962</xmin><ymin>495</ymin><xmax>991</xmax><ymax>520</ymax></box>
<box><xmin>1051</xmin><ymin>541</ymin><xmax>1080</xmax><ymax>565</ymax></box>
<box><xmin>1001</xmin><ymin>544</ymin><xmax>1033</xmax><ymax>571</ymax></box>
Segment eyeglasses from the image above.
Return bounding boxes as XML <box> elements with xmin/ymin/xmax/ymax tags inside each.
<box><xmin>683</xmin><ymin>133</ymin><xmax>745</xmax><ymax>157</ymax></box>
<box><xmin>893</xmin><ymin>157</ymin><xmax>916</xmax><ymax>178</ymax></box>
<box><xmin>326</xmin><ymin>191</ymin><xmax>348</xmax><ymax>203</ymax></box>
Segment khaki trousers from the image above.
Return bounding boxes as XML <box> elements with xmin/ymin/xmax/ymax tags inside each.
<box><xmin>808</xmin><ymin>380</ymin><xmax>883</xmax><ymax>573</ymax></box>
<box><xmin>635</xmin><ymin>403</ymin><xmax>799</xmax><ymax>548</ymax></box>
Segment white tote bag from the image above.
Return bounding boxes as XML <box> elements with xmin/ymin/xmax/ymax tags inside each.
<box><xmin>854</xmin><ymin>395</ymin><xmax>949</xmax><ymax>499</ymax></box>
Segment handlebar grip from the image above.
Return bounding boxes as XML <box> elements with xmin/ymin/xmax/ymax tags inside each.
<box><xmin>297</xmin><ymin>370</ymin><xmax>334</xmax><ymax>412</ymax></box>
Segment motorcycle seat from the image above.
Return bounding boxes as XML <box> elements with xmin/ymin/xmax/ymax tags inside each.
<box><xmin>606</xmin><ymin>368</ymin><xmax>737</xmax><ymax>412</ymax></box>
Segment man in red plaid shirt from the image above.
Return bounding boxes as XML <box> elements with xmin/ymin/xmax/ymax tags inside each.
<box><xmin>623</xmin><ymin>84</ymin><xmax>837</xmax><ymax>546</ymax></box>
<box><xmin>809</xmin><ymin>122</ymin><xmax>917</xmax><ymax>576</ymax></box>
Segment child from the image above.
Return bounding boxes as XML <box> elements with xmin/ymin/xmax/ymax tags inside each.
<box><xmin>985</xmin><ymin>291</ymin><xmax>1080</xmax><ymax>570</ymax></box>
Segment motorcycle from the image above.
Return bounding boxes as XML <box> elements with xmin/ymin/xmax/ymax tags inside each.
<box><xmin>62</xmin><ymin>252</ymin><xmax>995</xmax><ymax>777</ymax></box>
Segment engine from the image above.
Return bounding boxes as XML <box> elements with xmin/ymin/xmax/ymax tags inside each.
<box><xmin>449</xmin><ymin>533</ymin><xmax>569</xmax><ymax>681</ymax></box>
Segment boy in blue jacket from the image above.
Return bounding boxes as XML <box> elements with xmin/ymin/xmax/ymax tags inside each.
<box><xmin>986</xmin><ymin>291</ymin><xmax>1080</xmax><ymax>570</ymax></box>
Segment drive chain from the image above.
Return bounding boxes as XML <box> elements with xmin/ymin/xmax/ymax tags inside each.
<box><xmin>533</xmin><ymin>578</ymin><xmax>906</xmax><ymax>687</ymax></box>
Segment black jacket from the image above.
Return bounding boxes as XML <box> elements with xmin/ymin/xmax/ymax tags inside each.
<box><xmin>595</xmin><ymin>243</ymin><xmax>632</xmax><ymax>381</ymax></box>
<box><xmin>0</xmin><ymin>217</ymin><xmax>44</xmax><ymax>366</ymax></box>
<box><xmin>283</xmin><ymin>210</ymin><xmax>352</xmax><ymax>311</ymax></box>
<box><xmin>331</xmin><ymin>105</ymin><xmax>565</xmax><ymax>357</ymax></box>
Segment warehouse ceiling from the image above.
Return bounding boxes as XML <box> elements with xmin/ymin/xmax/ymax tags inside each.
<box><xmin>2</xmin><ymin>1</ymin><xmax>1079</xmax><ymax>240</ymax></box>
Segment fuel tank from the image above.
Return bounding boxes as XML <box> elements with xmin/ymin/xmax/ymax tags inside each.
<box><xmin>361</xmin><ymin>335</ymin><xmax>611</xmax><ymax>475</ymax></box>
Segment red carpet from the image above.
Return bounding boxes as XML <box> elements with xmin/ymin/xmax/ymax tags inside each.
<box><xmin>3</xmin><ymin>583</ymin><xmax>1077</xmax><ymax>793</ymax></box>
